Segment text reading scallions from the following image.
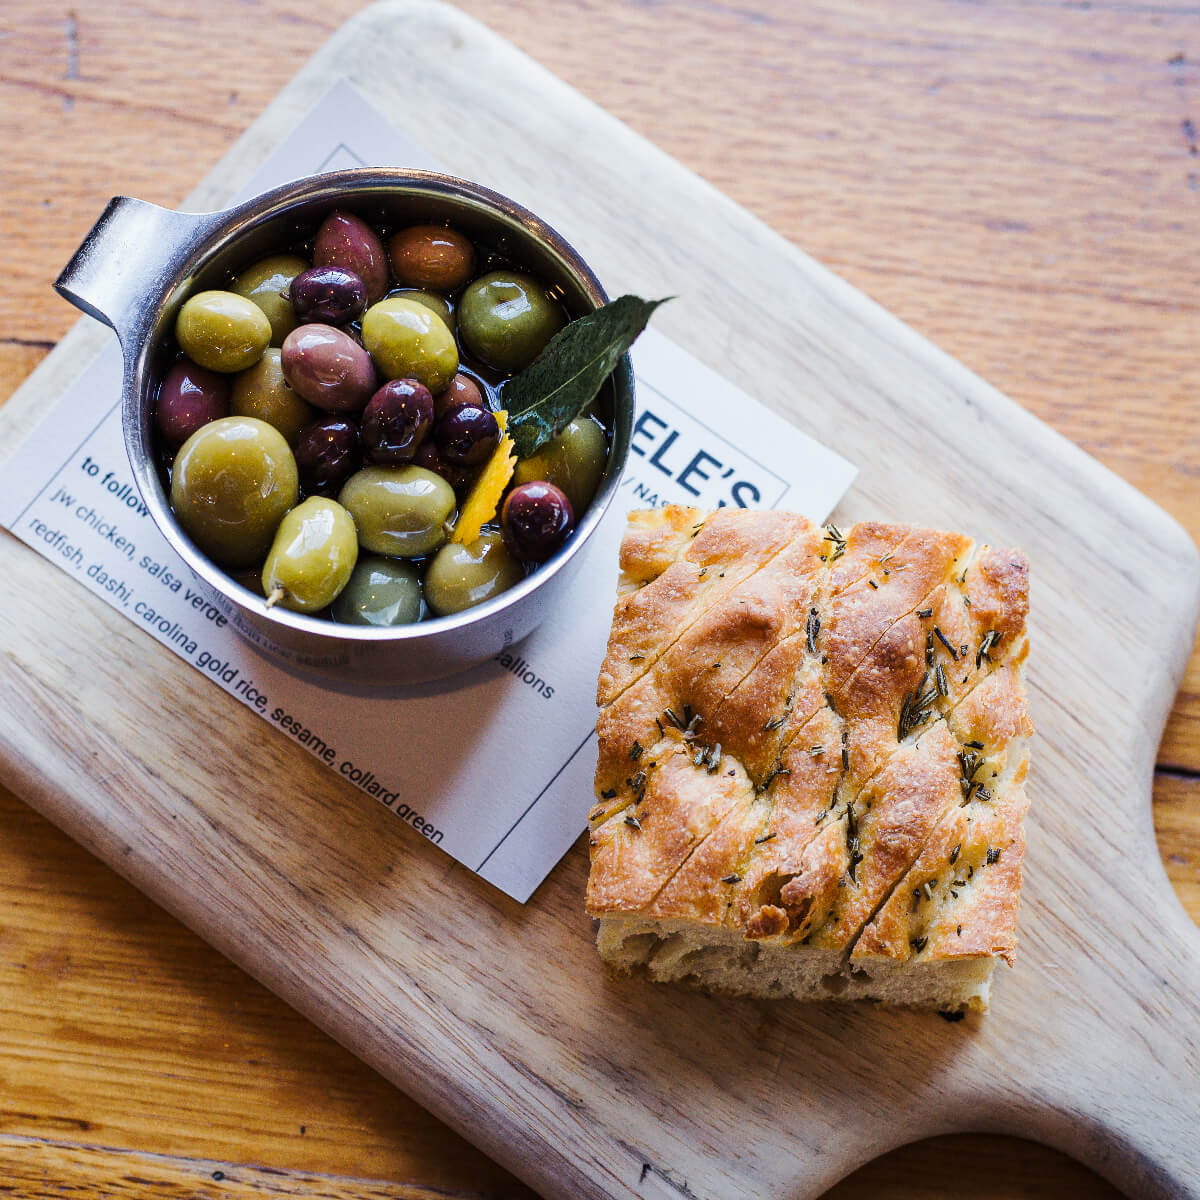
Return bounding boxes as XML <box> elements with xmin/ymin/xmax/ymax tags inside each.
<box><xmin>493</xmin><ymin>650</ymin><xmax>555</xmax><ymax>699</ymax></box>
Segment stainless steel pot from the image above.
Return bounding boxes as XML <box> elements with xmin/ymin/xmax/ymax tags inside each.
<box><xmin>55</xmin><ymin>169</ymin><xmax>633</xmax><ymax>685</ymax></box>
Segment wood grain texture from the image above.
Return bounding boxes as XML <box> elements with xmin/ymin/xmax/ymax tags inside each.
<box><xmin>0</xmin><ymin>1</ymin><xmax>1197</xmax><ymax>1198</ymax></box>
<box><xmin>0</xmin><ymin>1134</ymin><xmax>499</xmax><ymax>1199</ymax></box>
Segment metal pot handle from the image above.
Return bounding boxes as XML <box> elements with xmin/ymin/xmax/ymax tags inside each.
<box><xmin>54</xmin><ymin>197</ymin><xmax>224</xmax><ymax>346</ymax></box>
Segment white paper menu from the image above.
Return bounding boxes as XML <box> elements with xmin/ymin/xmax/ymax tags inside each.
<box><xmin>0</xmin><ymin>81</ymin><xmax>857</xmax><ymax>901</ymax></box>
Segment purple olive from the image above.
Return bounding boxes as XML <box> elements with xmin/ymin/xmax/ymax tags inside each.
<box><xmin>501</xmin><ymin>481</ymin><xmax>575</xmax><ymax>563</ymax></box>
<box><xmin>290</xmin><ymin>265</ymin><xmax>367</xmax><ymax>326</ymax></box>
<box><xmin>281</xmin><ymin>323</ymin><xmax>375</xmax><ymax>412</ymax></box>
<box><xmin>433</xmin><ymin>403</ymin><xmax>500</xmax><ymax>466</ymax></box>
<box><xmin>156</xmin><ymin>360</ymin><xmax>230</xmax><ymax>448</ymax></box>
<box><xmin>293</xmin><ymin>417</ymin><xmax>361</xmax><ymax>495</ymax></box>
<box><xmin>361</xmin><ymin>378</ymin><xmax>434</xmax><ymax>465</ymax></box>
<box><xmin>313</xmin><ymin>211</ymin><xmax>388</xmax><ymax>304</ymax></box>
<box><xmin>433</xmin><ymin>372</ymin><xmax>485</xmax><ymax>420</ymax></box>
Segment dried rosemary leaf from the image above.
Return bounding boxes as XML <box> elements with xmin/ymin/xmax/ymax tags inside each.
<box><xmin>806</xmin><ymin>607</ymin><xmax>821</xmax><ymax>653</ymax></box>
<box><xmin>976</xmin><ymin>629</ymin><xmax>1002</xmax><ymax>669</ymax></box>
<box><xmin>934</xmin><ymin>626</ymin><xmax>958</xmax><ymax>659</ymax></box>
<box><xmin>706</xmin><ymin>743</ymin><xmax>722</xmax><ymax>774</ymax></box>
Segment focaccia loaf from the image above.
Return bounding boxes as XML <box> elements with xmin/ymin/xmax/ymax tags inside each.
<box><xmin>586</xmin><ymin>507</ymin><xmax>1032</xmax><ymax>1013</ymax></box>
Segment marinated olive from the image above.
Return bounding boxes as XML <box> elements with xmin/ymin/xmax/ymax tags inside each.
<box><xmin>413</xmin><ymin>439</ymin><xmax>472</xmax><ymax>490</ymax></box>
<box><xmin>170</xmin><ymin>416</ymin><xmax>299</xmax><ymax>567</ymax></box>
<box><xmin>313</xmin><ymin>211</ymin><xmax>388</xmax><ymax>304</ymax></box>
<box><xmin>501</xmin><ymin>480</ymin><xmax>575</xmax><ymax>563</ymax></box>
<box><xmin>425</xmin><ymin>532</ymin><xmax>524</xmax><ymax>617</ymax></box>
<box><xmin>511</xmin><ymin>416</ymin><xmax>607</xmax><ymax>514</ymax></box>
<box><xmin>294</xmin><ymin>416</ymin><xmax>361</xmax><ymax>495</ymax></box>
<box><xmin>433</xmin><ymin>404</ymin><xmax>499</xmax><ymax>466</ymax></box>
<box><xmin>387</xmin><ymin>225</ymin><xmax>475</xmax><ymax>293</ymax></box>
<box><xmin>156</xmin><ymin>361</ymin><xmax>230</xmax><ymax>449</ymax></box>
<box><xmin>290</xmin><ymin>266</ymin><xmax>367</xmax><ymax>326</ymax></box>
<box><xmin>261</xmin><ymin>496</ymin><xmax>358</xmax><ymax>614</ymax></box>
<box><xmin>331</xmin><ymin>557</ymin><xmax>423</xmax><ymax>627</ymax></box>
<box><xmin>433</xmin><ymin>372</ymin><xmax>484</xmax><ymax>419</ymax></box>
<box><xmin>281</xmin><ymin>323</ymin><xmax>376</xmax><ymax>411</ymax></box>
<box><xmin>338</xmin><ymin>465</ymin><xmax>455</xmax><ymax>558</ymax></box>
<box><xmin>175</xmin><ymin>290</ymin><xmax>272</xmax><ymax>373</ymax></box>
<box><xmin>230</xmin><ymin>348</ymin><xmax>316</xmax><ymax>443</ymax></box>
<box><xmin>361</xmin><ymin>379</ymin><xmax>434</xmax><ymax>465</ymax></box>
<box><xmin>360</xmin><ymin>297</ymin><xmax>458</xmax><ymax>394</ymax></box>
<box><xmin>458</xmin><ymin>271</ymin><xmax>565</xmax><ymax>372</ymax></box>
<box><xmin>230</xmin><ymin>254</ymin><xmax>308</xmax><ymax>345</ymax></box>
<box><xmin>392</xmin><ymin>288</ymin><xmax>456</xmax><ymax>334</ymax></box>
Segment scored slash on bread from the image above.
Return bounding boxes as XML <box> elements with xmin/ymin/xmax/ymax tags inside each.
<box><xmin>586</xmin><ymin>506</ymin><xmax>1031</xmax><ymax>1013</ymax></box>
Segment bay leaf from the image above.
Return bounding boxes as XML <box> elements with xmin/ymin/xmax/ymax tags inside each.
<box><xmin>502</xmin><ymin>294</ymin><xmax>669</xmax><ymax>460</ymax></box>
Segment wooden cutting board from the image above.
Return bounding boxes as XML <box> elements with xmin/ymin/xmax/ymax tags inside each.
<box><xmin>1</xmin><ymin>2</ymin><xmax>1198</xmax><ymax>1196</ymax></box>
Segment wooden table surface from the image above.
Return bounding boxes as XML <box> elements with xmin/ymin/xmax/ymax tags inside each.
<box><xmin>1</xmin><ymin>1</ymin><xmax>1197</xmax><ymax>1196</ymax></box>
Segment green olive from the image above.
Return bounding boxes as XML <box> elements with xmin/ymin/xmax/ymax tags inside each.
<box><xmin>176</xmin><ymin>290</ymin><xmax>272</xmax><ymax>373</ymax></box>
<box><xmin>511</xmin><ymin>417</ymin><xmax>607</xmax><ymax>515</ymax></box>
<box><xmin>170</xmin><ymin>416</ymin><xmax>299</xmax><ymax>567</ymax></box>
<box><xmin>331</xmin><ymin>556</ymin><xmax>423</xmax><ymax>626</ymax></box>
<box><xmin>392</xmin><ymin>288</ymin><xmax>456</xmax><ymax>335</ymax></box>
<box><xmin>338</xmin><ymin>465</ymin><xmax>455</xmax><ymax>558</ymax></box>
<box><xmin>230</xmin><ymin>254</ymin><xmax>309</xmax><ymax>345</ymax></box>
<box><xmin>230</xmin><ymin>348</ymin><xmax>316</xmax><ymax>443</ymax></box>
<box><xmin>360</xmin><ymin>298</ymin><xmax>458</xmax><ymax>393</ymax></box>
<box><xmin>261</xmin><ymin>496</ymin><xmax>358</xmax><ymax>614</ymax></box>
<box><xmin>457</xmin><ymin>271</ymin><xmax>565</xmax><ymax>372</ymax></box>
<box><xmin>425</xmin><ymin>531</ymin><xmax>524</xmax><ymax>617</ymax></box>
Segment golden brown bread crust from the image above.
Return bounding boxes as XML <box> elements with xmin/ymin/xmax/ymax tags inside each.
<box><xmin>587</xmin><ymin>506</ymin><xmax>1033</xmax><ymax>1006</ymax></box>
<box><xmin>596</xmin><ymin>509</ymin><xmax>807</xmax><ymax>707</ymax></box>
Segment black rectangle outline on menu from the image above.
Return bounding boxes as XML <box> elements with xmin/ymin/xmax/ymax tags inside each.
<box><xmin>316</xmin><ymin>143</ymin><xmax>366</xmax><ymax>172</ymax></box>
<box><xmin>476</xmin><ymin>728</ymin><xmax>596</xmax><ymax>873</ymax></box>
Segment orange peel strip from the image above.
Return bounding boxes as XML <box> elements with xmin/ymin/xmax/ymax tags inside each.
<box><xmin>452</xmin><ymin>410</ymin><xmax>516</xmax><ymax>544</ymax></box>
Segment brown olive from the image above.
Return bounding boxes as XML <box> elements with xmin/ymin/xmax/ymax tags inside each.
<box><xmin>433</xmin><ymin>372</ymin><xmax>485</xmax><ymax>419</ymax></box>
<box><xmin>387</xmin><ymin>225</ymin><xmax>476</xmax><ymax>293</ymax></box>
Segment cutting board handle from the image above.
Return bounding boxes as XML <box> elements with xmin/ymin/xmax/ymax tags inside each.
<box><xmin>983</xmin><ymin>898</ymin><xmax>1200</xmax><ymax>1198</ymax></box>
